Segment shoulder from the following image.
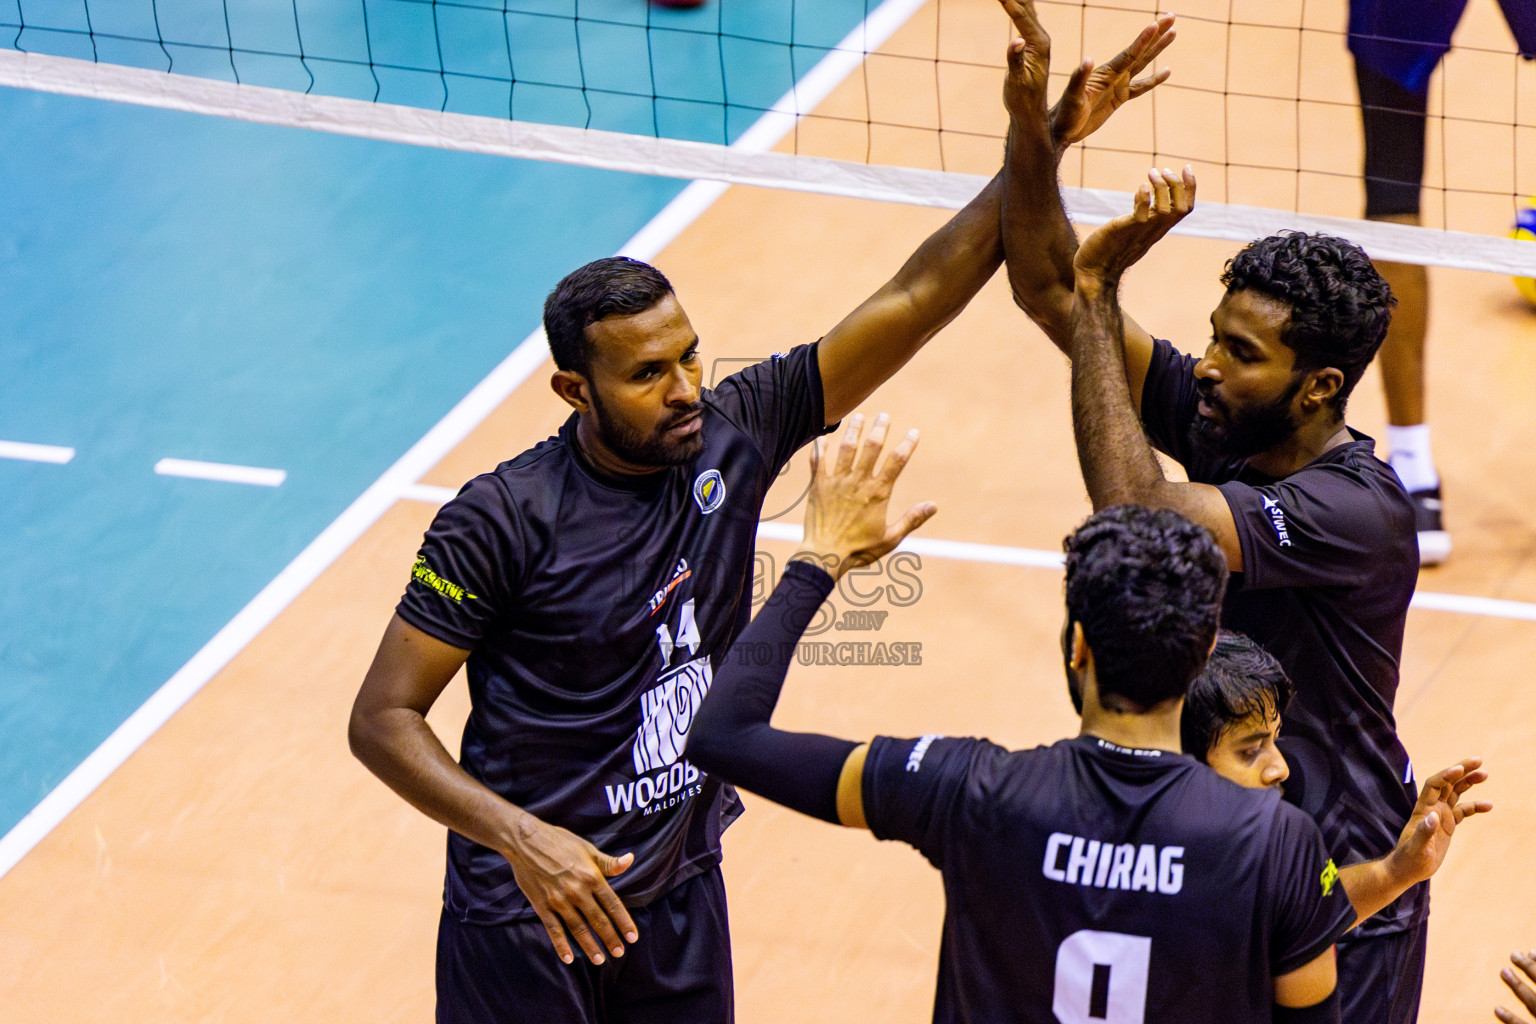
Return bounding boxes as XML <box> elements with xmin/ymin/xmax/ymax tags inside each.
<box><xmin>432</xmin><ymin>435</ymin><xmax>576</xmax><ymax>535</ymax></box>
<box><xmin>702</xmin><ymin>344</ymin><xmax>819</xmax><ymax>408</ymax></box>
<box><xmin>1278</xmin><ymin>436</ymin><xmax>1414</xmax><ymax>532</ymax></box>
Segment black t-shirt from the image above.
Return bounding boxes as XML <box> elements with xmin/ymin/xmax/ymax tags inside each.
<box><xmin>863</xmin><ymin>733</ymin><xmax>1356</xmax><ymax>1024</ymax></box>
<box><xmin>1140</xmin><ymin>338</ymin><xmax>1423</xmax><ymax>937</ymax></box>
<box><xmin>397</xmin><ymin>343</ymin><xmax>830</xmax><ymax>924</ymax></box>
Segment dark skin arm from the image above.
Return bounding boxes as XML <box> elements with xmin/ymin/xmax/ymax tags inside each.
<box><xmin>997</xmin><ymin>0</ymin><xmax>1170</xmax><ymax>415</ymax></box>
<box><xmin>816</xmin><ymin>175</ymin><xmax>1003</xmax><ymax>426</ymax></box>
<box><xmin>349</xmin><ymin>615</ymin><xmax>637</xmax><ymax>965</ymax></box>
<box><xmin>1068</xmin><ymin>166</ymin><xmax>1245</xmax><ymax>567</ymax></box>
<box><xmin>817</xmin><ymin>2</ymin><xmax>1176</xmax><ymax>426</ymax></box>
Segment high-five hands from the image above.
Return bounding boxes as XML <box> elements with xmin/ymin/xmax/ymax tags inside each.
<box><xmin>1074</xmin><ymin>165</ymin><xmax>1197</xmax><ymax>287</ymax></box>
<box><xmin>998</xmin><ymin>0</ymin><xmax>1176</xmax><ymax>150</ymax></box>
<box><xmin>796</xmin><ymin>413</ymin><xmax>936</xmax><ymax>580</ymax></box>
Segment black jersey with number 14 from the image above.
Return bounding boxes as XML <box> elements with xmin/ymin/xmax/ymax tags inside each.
<box><xmin>397</xmin><ymin>343</ymin><xmax>829</xmax><ymax>924</ymax></box>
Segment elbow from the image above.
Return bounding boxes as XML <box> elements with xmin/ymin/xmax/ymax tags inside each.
<box><xmin>1010</xmin><ymin>286</ymin><xmax>1074</xmax><ymax>351</ymax></box>
<box><xmin>347</xmin><ymin>701</ymin><xmax>382</xmax><ymax>767</ymax></box>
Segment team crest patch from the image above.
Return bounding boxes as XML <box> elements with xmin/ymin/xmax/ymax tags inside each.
<box><xmin>693</xmin><ymin>469</ymin><xmax>726</xmax><ymax>514</ymax></box>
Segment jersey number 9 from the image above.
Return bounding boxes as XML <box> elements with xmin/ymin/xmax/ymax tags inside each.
<box><xmin>1052</xmin><ymin>929</ymin><xmax>1151</xmax><ymax>1024</ymax></box>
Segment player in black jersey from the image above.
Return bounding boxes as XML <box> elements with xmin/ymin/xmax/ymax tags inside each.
<box><xmin>687</xmin><ymin>418</ymin><xmax>1356</xmax><ymax>1023</ymax></box>
<box><xmin>345</xmin><ymin>21</ymin><xmax>1176</xmax><ymax>1019</ymax></box>
<box><xmin>1184</xmin><ymin>631</ymin><xmax>1490</xmax><ymax>933</ymax></box>
<box><xmin>994</xmin><ymin>0</ymin><xmax>1426</xmax><ymax>1018</ymax></box>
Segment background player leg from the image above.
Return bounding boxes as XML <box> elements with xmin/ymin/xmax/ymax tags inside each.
<box><xmin>1354</xmin><ymin>56</ymin><xmax>1450</xmax><ymax>565</ymax></box>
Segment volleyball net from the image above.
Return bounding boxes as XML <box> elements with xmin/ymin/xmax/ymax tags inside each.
<box><xmin>3</xmin><ymin>0</ymin><xmax>1533</xmax><ymax>275</ymax></box>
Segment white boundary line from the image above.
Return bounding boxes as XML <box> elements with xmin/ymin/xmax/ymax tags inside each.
<box><xmin>0</xmin><ymin>0</ymin><xmax>929</xmax><ymax>882</ymax></box>
<box><xmin>0</xmin><ymin>440</ymin><xmax>75</xmax><ymax>463</ymax></box>
<box><xmin>2</xmin><ymin>44</ymin><xmax>1534</xmax><ymax>275</ymax></box>
<box><xmin>154</xmin><ymin>457</ymin><xmax>286</xmax><ymax>487</ymax></box>
<box><xmin>757</xmin><ymin>521</ymin><xmax>1536</xmax><ymax>620</ymax></box>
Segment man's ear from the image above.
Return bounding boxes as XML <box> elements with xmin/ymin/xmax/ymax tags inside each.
<box><xmin>551</xmin><ymin>369</ymin><xmax>591</xmax><ymax>413</ymax></box>
<box><xmin>1070</xmin><ymin>621</ymin><xmax>1091</xmax><ymax>673</ymax></box>
<box><xmin>1299</xmin><ymin>367</ymin><xmax>1343</xmax><ymax>413</ymax></box>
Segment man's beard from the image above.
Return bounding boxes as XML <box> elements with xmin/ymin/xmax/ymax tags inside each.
<box><xmin>1188</xmin><ymin>375</ymin><xmax>1303</xmax><ymax>460</ymax></box>
<box><xmin>589</xmin><ymin>389</ymin><xmax>704</xmax><ymax>467</ymax></box>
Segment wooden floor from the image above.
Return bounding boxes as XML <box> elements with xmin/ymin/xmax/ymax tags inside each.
<box><xmin>3</xmin><ymin>1</ymin><xmax>1534</xmax><ymax>1021</ymax></box>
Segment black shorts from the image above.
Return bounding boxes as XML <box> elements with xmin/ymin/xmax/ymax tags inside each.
<box><xmin>436</xmin><ymin>865</ymin><xmax>733</xmax><ymax>1024</ymax></box>
<box><xmin>1335</xmin><ymin>920</ymin><xmax>1428</xmax><ymax>1024</ymax></box>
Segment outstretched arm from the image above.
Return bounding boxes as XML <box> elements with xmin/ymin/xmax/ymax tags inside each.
<box><xmin>998</xmin><ymin>0</ymin><xmax>1170</xmax><ymax>406</ymax></box>
<box><xmin>1336</xmin><ymin>758</ymin><xmax>1491</xmax><ymax>928</ymax></box>
<box><xmin>817</xmin><ymin>1</ymin><xmax>1176</xmax><ymax>426</ymax></box>
<box><xmin>349</xmin><ymin>616</ymin><xmax>637</xmax><ymax>966</ymax></box>
<box><xmin>1068</xmin><ymin>166</ymin><xmax>1245</xmax><ymax>566</ymax></box>
<box><xmin>685</xmin><ymin>413</ymin><xmax>936</xmax><ymax>826</ymax></box>
<box><xmin>816</xmin><ymin>174</ymin><xmax>1003</xmax><ymax>426</ymax></box>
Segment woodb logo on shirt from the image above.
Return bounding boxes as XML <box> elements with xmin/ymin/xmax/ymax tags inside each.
<box><xmin>693</xmin><ymin>468</ymin><xmax>726</xmax><ymax>514</ymax></box>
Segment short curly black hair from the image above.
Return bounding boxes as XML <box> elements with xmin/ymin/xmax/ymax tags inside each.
<box><xmin>1180</xmin><ymin>630</ymin><xmax>1292</xmax><ymax>762</ymax></box>
<box><xmin>1063</xmin><ymin>505</ymin><xmax>1228</xmax><ymax>709</ymax></box>
<box><xmin>1221</xmin><ymin>231</ymin><xmax>1395</xmax><ymax>415</ymax></box>
<box><xmin>543</xmin><ymin>256</ymin><xmax>674</xmax><ymax>374</ymax></box>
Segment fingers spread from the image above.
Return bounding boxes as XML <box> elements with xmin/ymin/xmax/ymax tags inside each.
<box><xmin>1128</xmin><ymin>67</ymin><xmax>1172</xmax><ymax>99</ymax></box>
<box><xmin>892</xmin><ymin>501</ymin><xmax>938</xmax><ymax>544</ymax></box>
<box><xmin>834</xmin><ymin>413</ymin><xmax>864</xmax><ymax>475</ymax></box>
<box><xmin>877</xmin><ymin>428</ymin><xmax>921</xmax><ymax>484</ymax></box>
<box><xmin>999</xmin><ymin>0</ymin><xmax>1050</xmax><ymax>50</ymax></box>
<box><xmin>855</xmin><ymin>412</ymin><xmax>891</xmax><ymax>475</ymax></box>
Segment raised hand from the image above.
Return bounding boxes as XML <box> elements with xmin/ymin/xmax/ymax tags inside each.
<box><xmin>1049</xmin><ymin>14</ymin><xmax>1175</xmax><ymax>149</ymax></box>
<box><xmin>503</xmin><ymin>812</ymin><xmax>639</xmax><ymax>965</ymax></box>
<box><xmin>1384</xmin><ymin>756</ymin><xmax>1491</xmax><ymax>886</ymax></box>
<box><xmin>997</xmin><ymin>0</ymin><xmax>1175</xmax><ymax>149</ymax></box>
<box><xmin>1074</xmin><ymin>165</ymin><xmax>1196</xmax><ymax>287</ymax></box>
<box><xmin>999</xmin><ymin>0</ymin><xmax>1053</xmax><ymax>124</ymax></box>
<box><xmin>798</xmin><ymin>412</ymin><xmax>937</xmax><ymax>578</ymax></box>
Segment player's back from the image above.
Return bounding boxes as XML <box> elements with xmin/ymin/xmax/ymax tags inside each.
<box><xmin>862</xmin><ymin>733</ymin><xmax>1352</xmax><ymax>1023</ymax></box>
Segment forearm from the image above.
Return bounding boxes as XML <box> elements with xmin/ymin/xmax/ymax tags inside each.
<box><xmin>349</xmin><ymin>707</ymin><xmax>530</xmax><ymax>856</ymax></box>
<box><xmin>1070</xmin><ymin>278</ymin><xmax>1169</xmax><ymax>508</ymax></box>
<box><xmin>1001</xmin><ymin>114</ymin><xmax>1078</xmax><ymax>349</ymax></box>
<box><xmin>686</xmin><ymin>560</ymin><xmax>857</xmax><ymax>824</ymax></box>
<box><xmin>1337</xmin><ymin>854</ymin><xmax>1421</xmax><ymax>930</ymax></box>
<box><xmin>818</xmin><ymin>175</ymin><xmax>1003</xmax><ymax>423</ymax></box>
<box><xmin>894</xmin><ymin>171</ymin><xmax>1005</xmax><ymax>319</ymax></box>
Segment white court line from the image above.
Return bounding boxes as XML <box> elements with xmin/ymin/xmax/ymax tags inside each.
<box><xmin>0</xmin><ymin>0</ymin><xmax>930</xmax><ymax>881</ymax></box>
<box><xmin>756</xmin><ymin>521</ymin><xmax>1536</xmax><ymax>621</ymax></box>
<box><xmin>154</xmin><ymin>458</ymin><xmax>286</xmax><ymax>487</ymax></box>
<box><xmin>400</xmin><ymin>482</ymin><xmax>460</xmax><ymax>505</ymax></box>
<box><xmin>0</xmin><ymin>440</ymin><xmax>75</xmax><ymax>464</ymax></box>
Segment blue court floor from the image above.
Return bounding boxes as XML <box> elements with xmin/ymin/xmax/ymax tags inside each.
<box><xmin>0</xmin><ymin>0</ymin><xmax>882</xmax><ymax>837</ymax></box>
